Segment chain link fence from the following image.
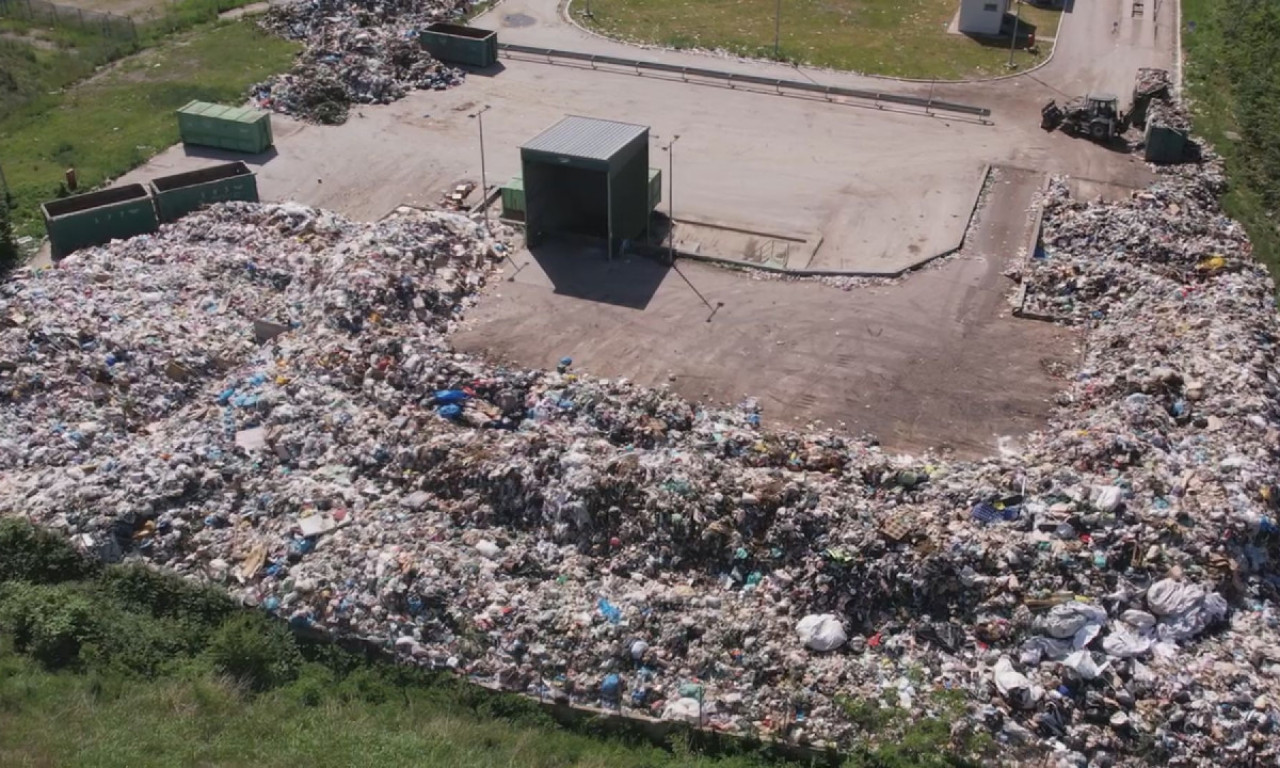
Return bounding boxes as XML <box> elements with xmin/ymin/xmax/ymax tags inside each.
<box><xmin>0</xmin><ymin>0</ymin><xmax>137</xmax><ymax>39</ymax></box>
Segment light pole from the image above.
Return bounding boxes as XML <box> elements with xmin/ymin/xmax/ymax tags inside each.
<box><xmin>664</xmin><ymin>134</ymin><xmax>680</xmax><ymax>265</ymax></box>
<box><xmin>1007</xmin><ymin>0</ymin><xmax>1021</xmax><ymax>69</ymax></box>
<box><xmin>469</xmin><ymin>105</ymin><xmax>491</xmax><ymax>227</ymax></box>
<box><xmin>774</xmin><ymin>0</ymin><xmax>781</xmax><ymax>60</ymax></box>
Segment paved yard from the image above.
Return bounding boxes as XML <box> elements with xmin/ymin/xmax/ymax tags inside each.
<box><xmin>453</xmin><ymin>167</ymin><xmax>1077</xmax><ymax>456</ymax></box>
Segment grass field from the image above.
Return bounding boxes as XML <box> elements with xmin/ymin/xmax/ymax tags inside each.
<box><xmin>0</xmin><ymin>519</ymin><xmax>978</xmax><ymax>768</ymax></box>
<box><xmin>1180</xmin><ymin>0</ymin><xmax>1280</xmax><ymax>282</ymax></box>
<box><xmin>0</xmin><ymin>19</ymin><xmax>298</xmax><ymax>241</ymax></box>
<box><xmin>573</xmin><ymin>0</ymin><xmax>1062</xmax><ymax>79</ymax></box>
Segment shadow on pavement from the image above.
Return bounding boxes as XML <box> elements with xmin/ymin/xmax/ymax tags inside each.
<box><xmin>181</xmin><ymin>145</ymin><xmax>279</xmax><ymax>166</ymax></box>
<box><xmin>528</xmin><ymin>235</ymin><xmax>670</xmax><ymax>311</ymax></box>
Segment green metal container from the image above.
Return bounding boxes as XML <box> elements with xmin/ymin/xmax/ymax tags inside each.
<box><xmin>1144</xmin><ymin>123</ymin><xmax>1187</xmax><ymax>164</ymax></box>
<box><xmin>648</xmin><ymin>167</ymin><xmax>662</xmax><ymax>211</ymax></box>
<box><xmin>501</xmin><ymin>176</ymin><xmax>525</xmax><ymax>219</ymax></box>
<box><xmin>41</xmin><ymin>184</ymin><xmax>158</xmax><ymax>260</ymax></box>
<box><xmin>420</xmin><ymin>22</ymin><xmax>498</xmax><ymax>68</ymax></box>
<box><xmin>150</xmin><ymin>162</ymin><xmax>259</xmax><ymax>223</ymax></box>
<box><xmin>176</xmin><ymin>101</ymin><xmax>273</xmax><ymax>154</ymax></box>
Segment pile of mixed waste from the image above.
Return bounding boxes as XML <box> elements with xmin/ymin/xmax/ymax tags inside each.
<box><xmin>253</xmin><ymin>0</ymin><xmax>469</xmax><ymax>123</ymax></box>
<box><xmin>1</xmin><ymin>157</ymin><xmax>1277</xmax><ymax>768</ymax></box>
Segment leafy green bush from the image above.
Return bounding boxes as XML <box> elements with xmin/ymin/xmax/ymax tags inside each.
<box><xmin>207</xmin><ymin>612</ymin><xmax>301</xmax><ymax>691</ymax></box>
<box><xmin>0</xmin><ymin>197</ymin><xmax>19</xmax><ymax>274</ymax></box>
<box><xmin>0</xmin><ymin>518</ymin><xmax>99</xmax><ymax>584</ymax></box>
<box><xmin>0</xmin><ymin>582</ymin><xmax>98</xmax><ymax>668</ymax></box>
<box><xmin>99</xmin><ymin>564</ymin><xmax>234</xmax><ymax>629</ymax></box>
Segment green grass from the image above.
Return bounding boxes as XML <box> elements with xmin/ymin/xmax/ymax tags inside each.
<box><xmin>0</xmin><ymin>519</ymin><xmax>980</xmax><ymax>768</ymax></box>
<box><xmin>0</xmin><ymin>19</ymin><xmax>299</xmax><ymax>241</ymax></box>
<box><xmin>0</xmin><ymin>19</ymin><xmax>139</xmax><ymax>116</ymax></box>
<box><xmin>0</xmin><ymin>651</ymin><xmax>771</xmax><ymax>768</ymax></box>
<box><xmin>1181</xmin><ymin>0</ymin><xmax>1280</xmax><ymax>278</ymax></box>
<box><xmin>573</xmin><ymin>0</ymin><xmax>1061</xmax><ymax>79</ymax></box>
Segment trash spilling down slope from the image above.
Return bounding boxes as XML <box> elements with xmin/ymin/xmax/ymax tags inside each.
<box><xmin>1</xmin><ymin>157</ymin><xmax>1278</xmax><ymax>768</ymax></box>
<box><xmin>253</xmin><ymin>0</ymin><xmax>469</xmax><ymax>123</ymax></box>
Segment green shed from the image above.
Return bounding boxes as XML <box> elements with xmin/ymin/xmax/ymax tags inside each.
<box><xmin>41</xmin><ymin>184</ymin><xmax>159</xmax><ymax>260</ymax></box>
<box><xmin>522</xmin><ymin>116</ymin><xmax>651</xmax><ymax>258</ymax></box>
<box><xmin>150</xmin><ymin>162</ymin><xmax>259</xmax><ymax>223</ymax></box>
<box><xmin>420</xmin><ymin>22</ymin><xmax>498</xmax><ymax>68</ymax></box>
<box><xmin>177</xmin><ymin>101</ymin><xmax>273</xmax><ymax>154</ymax></box>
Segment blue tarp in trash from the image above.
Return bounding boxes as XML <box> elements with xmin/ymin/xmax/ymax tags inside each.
<box><xmin>435</xmin><ymin>389</ymin><xmax>469</xmax><ymax>404</ymax></box>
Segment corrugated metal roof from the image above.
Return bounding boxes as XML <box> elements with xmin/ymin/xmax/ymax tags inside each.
<box><xmin>521</xmin><ymin>116</ymin><xmax>648</xmax><ymax>162</ymax></box>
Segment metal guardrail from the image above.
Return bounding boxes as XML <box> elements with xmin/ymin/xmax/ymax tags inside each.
<box><xmin>498</xmin><ymin>43</ymin><xmax>992</xmax><ymax>118</ymax></box>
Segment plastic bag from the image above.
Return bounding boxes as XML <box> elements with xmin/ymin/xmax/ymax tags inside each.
<box><xmin>796</xmin><ymin>614</ymin><xmax>847</xmax><ymax>652</ymax></box>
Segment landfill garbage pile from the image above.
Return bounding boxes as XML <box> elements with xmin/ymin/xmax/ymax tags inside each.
<box><xmin>1144</xmin><ymin>98</ymin><xmax>1193</xmax><ymax>133</ymax></box>
<box><xmin>1133</xmin><ymin>67</ymin><xmax>1172</xmax><ymax>102</ymax></box>
<box><xmin>2</xmin><ymin>159</ymin><xmax>1279</xmax><ymax>768</ymax></box>
<box><xmin>253</xmin><ymin>0</ymin><xmax>468</xmax><ymax>123</ymax></box>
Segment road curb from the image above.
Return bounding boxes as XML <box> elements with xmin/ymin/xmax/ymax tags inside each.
<box><xmin>671</xmin><ymin>164</ymin><xmax>993</xmax><ymax>280</ymax></box>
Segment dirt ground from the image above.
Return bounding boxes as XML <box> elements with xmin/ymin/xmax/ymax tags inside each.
<box><xmin>453</xmin><ymin>166</ymin><xmax>1077</xmax><ymax>457</ymax></box>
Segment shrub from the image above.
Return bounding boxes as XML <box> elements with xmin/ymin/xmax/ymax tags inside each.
<box><xmin>0</xmin><ymin>582</ymin><xmax>99</xmax><ymax>668</ymax></box>
<box><xmin>0</xmin><ymin>519</ymin><xmax>99</xmax><ymax>584</ymax></box>
<box><xmin>207</xmin><ymin>613</ymin><xmax>301</xmax><ymax>692</ymax></box>
<box><xmin>99</xmin><ymin>564</ymin><xmax>233</xmax><ymax>629</ymax></box>
<box><xmin>0</xmin><ymin>197</ymin><xmax>19</xmax><ymax>275</ymax></box>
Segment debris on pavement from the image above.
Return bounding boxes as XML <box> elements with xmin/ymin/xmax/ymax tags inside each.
<box><xmin>2</xmin><ymin>145</ymin><xmax>1279</xmax><ymax>768</ymax></box>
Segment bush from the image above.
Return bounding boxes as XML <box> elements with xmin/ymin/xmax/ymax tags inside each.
<box><xmin>207</xmin><ymin>612</ymin><xmax>301</xmax><ymax>692</ymax></box>
<box><xmin>99</xmin><ymin>565</ymin><xmax>234</xmax><ymax>630</ymax></box>
<box><xmin>0</xmin><ymin>583</ymin><xmax>99</xmax><ymax>668</ymax></box>
<box><xmin>0</xmin><ymin>519</ymin><xmax>99</xmax><ymax>584</ymax></box>
<box><xmin>0</xmin><ymin>196</ymin><xmax>18</xmax><ymax>274</ymax></box>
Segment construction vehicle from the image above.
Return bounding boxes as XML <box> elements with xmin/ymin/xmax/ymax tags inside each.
<box><xmin>1040</xmin><ymin>68</ymin><xmax>1173</xmax><ymax>144</ymax></box>
<box><xmin>1040</xmin><ymin>93</ymin><xmax>1126</xmax><ymax>142</ymax></box>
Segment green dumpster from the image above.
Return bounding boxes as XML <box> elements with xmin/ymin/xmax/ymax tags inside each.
<box><xmin>501</xmin><ymin>176</ymin><xmax>525</xmax><ymax>219</ymax></box>
<box><xmin>648</xmin><ymin>167</ymin><xmax>662</xmax><ymax>211</ymax></box>
<box><xmin>177</xmin><ymin>101</ymin><xmax>273</xmax><ymax>154</ymax></box>
<box><xmin>1144</xmin><ymin>123</ymin><xmax>1187</xmax><ymax>165</ymax></box>
<box><xmin>420</xmin><ymin>22</ymin><xmax>499</xmax><ymax>68</ymax></box>
<box><xmin>150</xmin><ymin>162</ymin><xmax>259</xmax><ymax>223</ymax></box>
<box><xmin>41</xmin><ymin>184</ymin><xmax>158</xmax><ymax>260</ymax></box>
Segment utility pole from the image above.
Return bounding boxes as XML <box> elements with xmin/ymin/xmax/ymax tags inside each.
<box><xmin>1007</xmin><ymin>0</ymin><xmax>1021</xmax><ymax>69</ymax></box>
<box><xmin>774</xmin><ymin>0</ymin><xmax>781</xmax><ymax>60</ymax></box>
<box><xmin>469</xmin><ymin>105</ymin><xmax>491</xmax><ymax>228</ymax></box>
<box><xmin>665</xmin><ymin>135</ymin><xmax>680</xmax><ymax>265</ymax></box>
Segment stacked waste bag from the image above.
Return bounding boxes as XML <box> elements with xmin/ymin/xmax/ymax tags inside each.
<box><xmin>1</xmin><ymin>152</ymin><xmax>1279</xmax><ymax>767</ymax></box>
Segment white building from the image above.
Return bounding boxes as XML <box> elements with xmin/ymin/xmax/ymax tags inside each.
<box><xmin>958</xmin><ymin>0</ymin><xmax>1011</xmax><ymax>36</ymax></box>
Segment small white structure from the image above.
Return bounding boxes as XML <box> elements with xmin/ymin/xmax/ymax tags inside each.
<box><xmin>958</xmin><ymin>0</ymin><xmax>1010</xmax><ymax>36</ymax></box>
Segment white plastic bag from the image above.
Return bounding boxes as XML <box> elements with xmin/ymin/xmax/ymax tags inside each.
<box><xmin>796</xmin><ymin>614</ymin><xmax>847</xmax><ymax>652</ymax></box>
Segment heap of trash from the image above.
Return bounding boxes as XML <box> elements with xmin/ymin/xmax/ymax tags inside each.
<box><xmin>253</xmin><ymin>0</ymin><xmax>469</xmax><ymax>123</ymax></box>
<box><xmin>2</xmin><ymin>156</ymin><xmax>1279</xmax><ymax>767</ymax></box>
